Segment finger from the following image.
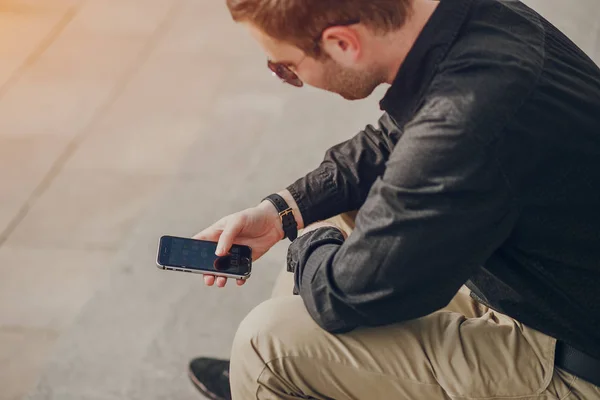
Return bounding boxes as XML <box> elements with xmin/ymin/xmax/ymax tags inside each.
<box><xmin>236</xmin><ymin>279</ymin><xmax>246</xmax><ymax>286</ymax></box>
<box><xmin>204</xmin><ymin>275</ymin><xmax>215</xmax><ymax>286</ymax></box>
<box><xmin>216</xmin><ymin>216</ymin><xmax>245</xmax><ymax>256</ymax></box>
<box><xmin>216</xmin><ymin>276</ymin><xmax>227</xmax><ymax>288</ymax></box>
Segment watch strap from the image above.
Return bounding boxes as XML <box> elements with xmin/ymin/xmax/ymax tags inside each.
<box><xmin>262</xmin><ymin>194</ymin><xmax>298</xmax><ymax>241</ymax></box>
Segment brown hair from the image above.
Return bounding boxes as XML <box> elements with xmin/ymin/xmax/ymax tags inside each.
<box><xmin>226</xmin><ymin>0</ymin><xmax>412</xmax><ymax>57</ymax></box>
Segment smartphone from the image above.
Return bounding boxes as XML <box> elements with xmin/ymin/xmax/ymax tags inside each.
<box><xmin>156</xmin><ymin>235</ymin><xmax>252</xmax><ymax>280</ymax></box>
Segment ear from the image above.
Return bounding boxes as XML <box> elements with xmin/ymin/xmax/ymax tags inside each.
<box><xmin>320</xmin><ymin>26</ymin><xmax>361</xmax><ymax>67</ymax></box>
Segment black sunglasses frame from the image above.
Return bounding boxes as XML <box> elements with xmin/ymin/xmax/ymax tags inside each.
<box><xmin>267</xmin><ymin>19</ymin><xmax>361</xmax><ymax>87</ymax></box>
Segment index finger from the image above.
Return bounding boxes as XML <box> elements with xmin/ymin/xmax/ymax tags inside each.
<box><xmin>216</xmin><ymin>218</ymin><xmax>244</xmax><ymax>256</ymax></box>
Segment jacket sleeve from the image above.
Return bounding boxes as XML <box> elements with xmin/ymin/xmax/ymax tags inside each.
<box><xmin>287</xmin><ymin>113</ymin><xmax>401</xmax><ymax>226</ymax></box>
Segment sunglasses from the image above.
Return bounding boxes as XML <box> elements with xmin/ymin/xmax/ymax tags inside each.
<box><xmin>267</xmin><ymin>59</ymin><xmax>304</xmax><ymax>87</ymax></box>
<box><xmin>267</xmin><ymin>19</ymin><xmax>360</xmax><ymax>88</ymax></box>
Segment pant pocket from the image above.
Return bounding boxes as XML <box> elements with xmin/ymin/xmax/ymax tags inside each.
<box><xmin>439</xmin><ymin>315</ymin><xmax>558</xmax><ymax>399</ymax></box>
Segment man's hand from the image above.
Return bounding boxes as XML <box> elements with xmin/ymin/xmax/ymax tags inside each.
<box><xmin>194</xmin><ymin>190</ymin><xmax>304</xmax><ymax>288</ymax></box>
<box><xmin>194</xmin><ymin>201</ymin><xmax>283</xmax><ymax>288</ymax></box>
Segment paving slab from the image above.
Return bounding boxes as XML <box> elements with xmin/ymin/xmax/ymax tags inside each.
<box><xmin>4</xmin><ymin>170</ymin><xmax>166</xmax><ymax>250</ymax></box>
<box><xmin>0</xmin><ymin>0</ymin><xmax>80</xmax><ymax>12</ymax></box>
<box><xmin>0</xmin><ymin>327</ymin><xmax>59</xmax><ymax>400</ymax></box>
<box><xmin>0</xmin><ymin>134</ymin><xmax>69</xmax><ymax>235</ymax></box>
<box><xmin>65</xmin><ymin>0</ymin><xmax>175</xmax><ymax>37</ymax></box>
<box><xmin>153</xmin><ymin>0</ymin><xmax>256</xmax><ymax>59</ymax></box>
<box><xmin>0</xmin><ymin>30</ymin><xmax>150</xmax><ymax>137</ymax></box>
<box><xmin>0</xmin><ymin>72</ymin><xmax>116</xmax><ymax>138</ymax></box>
<box><xmin>0</xmin><ymin>246</ymin><xmax>115</xmax><ymax>330</ymax></box>
<box><xmin>0</xmin><ymin>8</ymin><xmax>66</xmax><ymax>86</ymax></box>
<box><xmin>26</xmin><ymin>32</ymin><xmax>147</xmax><ymax>85</ymax></box>
<box><xmin>63</xmin><ymin>52</ymin><xmax>231</xmax><ymax>175</ymax></box>
<box><xmin>0</xmin><ymin>1</ymin><xmax>179</xmax><ymax>139</ymax></box>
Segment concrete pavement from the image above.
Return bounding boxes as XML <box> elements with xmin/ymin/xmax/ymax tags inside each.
<box><xmin>0</xmin><ymin>0</ymin><xmax>598</xmax><ymax>399</ymax></box>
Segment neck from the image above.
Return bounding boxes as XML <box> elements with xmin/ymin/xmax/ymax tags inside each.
<box><xmin>377</xmin><ymin>0</ymin><xmax>440</xmax><ymax>84</ymax></box>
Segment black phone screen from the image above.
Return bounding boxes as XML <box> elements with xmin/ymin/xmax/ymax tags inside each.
<box><xmin>158</xmin><ymin>236</ymin><xmax>251</xmax><ymax>276</ymax></box>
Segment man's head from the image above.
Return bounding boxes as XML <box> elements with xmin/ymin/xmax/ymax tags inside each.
<box><xmin>226</xmin><ymin>0</ymin><xmax>413</xmax><ymax>100</ymax></box>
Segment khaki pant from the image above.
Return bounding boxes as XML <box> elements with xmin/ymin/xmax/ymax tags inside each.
<box><xmin>230</xmin><ymin>213</ymin><xmax>600</xmax><ymax>399</ymax></box>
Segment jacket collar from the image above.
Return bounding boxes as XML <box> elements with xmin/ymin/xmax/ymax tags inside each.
<box><xmin>379</xmin><ymin>0</ymin><xmax>474</xmax><ymax>125</ymax></box>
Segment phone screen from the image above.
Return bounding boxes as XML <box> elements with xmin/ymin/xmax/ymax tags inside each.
<box><xmin>158</xmin><ymin>236</ymin><xmax>251</xmax><ymax>276</ymax></box>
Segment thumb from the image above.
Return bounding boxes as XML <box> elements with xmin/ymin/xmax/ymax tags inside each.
<box><xmin>216</xmin><ymin>216</ymin><xmax>245</xmax><ymax>256</ymax></box>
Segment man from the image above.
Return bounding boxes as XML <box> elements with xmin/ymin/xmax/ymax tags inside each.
<box><xmin>187</xmin><ymin>0</ymin><xmax>600</xmax><ymax>398</ymax></box>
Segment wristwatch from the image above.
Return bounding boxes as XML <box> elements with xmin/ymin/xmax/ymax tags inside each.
<box><xmin>262</xmin><ymin>194</ymin><xmax>298</xmax><ymax>241</ymax></box>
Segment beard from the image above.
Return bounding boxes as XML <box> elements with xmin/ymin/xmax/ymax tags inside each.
<box><xmin>319</xmin><ymin>57</ymin><xmax>384</xmax><ymax>100</ymax></box>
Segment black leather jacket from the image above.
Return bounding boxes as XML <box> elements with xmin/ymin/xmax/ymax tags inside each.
<box><xmin>286</xmin><ymin>0</ymin><xmax>600</xmax><ymax>358</ymax></box>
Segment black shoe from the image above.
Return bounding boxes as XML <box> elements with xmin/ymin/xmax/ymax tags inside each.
<box><xmin>188</xmin><ymin>357</ymin><xmax>232</xmax><ymax>400</ymax></box>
